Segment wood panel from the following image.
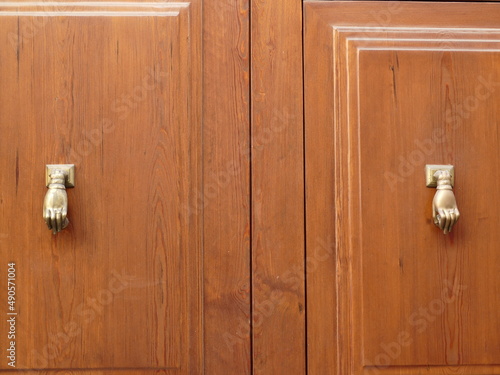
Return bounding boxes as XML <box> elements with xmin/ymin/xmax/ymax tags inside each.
<box><xmin>251</xmin><ymin>0</ymin><xmax>306</xmax><ymax>374</ymax></box>
<box><xmin>202</xmin><ymin>0</ymin><xmax>251</xmax><ymax>374</ymax></box>
<box><xmin>303</xmin><ymin>3</ymin><xmax>338</xmax><ymax>374</ymax></box>
<box><xmin>305</xmin><ymin>2</ymin><xmax>500</xmax><ymax>375</ymax></box>
<box><xmin>0</xmin><ymin>2</ymin><xmax>201</xmax><ymax>373</ymax></box>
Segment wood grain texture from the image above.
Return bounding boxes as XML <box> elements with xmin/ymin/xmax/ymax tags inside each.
<box><xmin>202</xmin><ymin>0</ymin><xmax>251</xmax><ymax>374</ymax></box>
<box><xmin>303</xmin><ymin>4</ymin><xmax>338</xmax><ymax>374</ymax></box>
<box><xmin>0</xmin><ymin>1</ymin><xmax>202</xmax><ymax>373</ymax></box>
<box><xmin>305</xmin><ymin>2</ymin><xmax>500</xmax><ymax>375</ymax></box>
<box><xmin>251</xmin><ymin>0</ymin><xmax>306</xmax><ymax>374</ymax></box>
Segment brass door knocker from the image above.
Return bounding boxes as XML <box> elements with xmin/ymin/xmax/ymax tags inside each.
<box><xmin>426</xmin><ymin>165</ymin><xmax>460</xmax><ymax>235</ymax></box>
<box><xmin>43</xmin><ymin>165</ymin><xmax>75</xmax><ymax>234</ymax></box>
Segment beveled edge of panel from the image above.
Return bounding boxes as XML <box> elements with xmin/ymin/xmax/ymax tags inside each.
<box><xmin>334</xmin><ymin>26</ymin><xmax>500</xmax><ymax>42</ymax></box>
<box><xmin>339</xmin><ymin>28</ymin><xmax>500</xmax><ymax>55</ymax></box>
<box><xmin>0</xmin><ymin>2</ymin><xmax>189</xmax><ymax>16</ymax></box>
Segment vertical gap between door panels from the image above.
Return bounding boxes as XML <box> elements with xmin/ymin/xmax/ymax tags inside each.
<box><xmin>249</xmin><ymin>1</ymin><xmax>254</xmax><ymax>374</ymax></box>
<box><xmin>301</xmin><ymin>2</ymin><xmax>308</xmax><ymax>374</ymax></box>
<box><xmin>201</xmin><ymin>1</ymin><xmax>205</xmax><ymax>372</ymax></box>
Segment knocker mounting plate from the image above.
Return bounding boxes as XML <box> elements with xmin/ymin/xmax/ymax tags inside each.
<box><xmin>45</xmin><ymin>164</ymin><xmax>75</xmax><ymax>187</ymax></box>
<box><xmin>425</xmin><ymin>164</ymin><xmax>454</xmax><ymax>188</ymax></box>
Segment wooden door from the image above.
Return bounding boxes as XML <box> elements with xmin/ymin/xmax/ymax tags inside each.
<box><xmin>0</xmin><ymin>2</ymin><xmax>203</xmax><ymax>373</ymax></box>
<box><xmin>305</xmin><ymin>2</ymin><xmax>500</xmax><ymax>374</ymax></box>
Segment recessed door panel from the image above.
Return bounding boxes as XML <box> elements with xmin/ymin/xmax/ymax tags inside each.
<box><xmin>0</xmin><ymin>2</ymin><xmax>201</xmax><ymax>372</ymax></box>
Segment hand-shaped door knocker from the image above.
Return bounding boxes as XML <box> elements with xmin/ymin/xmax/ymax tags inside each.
<box><xmin>43</xmin><ymin>165</ymin><xmax>75</xmax><ymax>234</ymax></box>
<box><xmin>426</xmin><ymin>165</ymin><xmax>460</xmax><ymax>235</ymax></box>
